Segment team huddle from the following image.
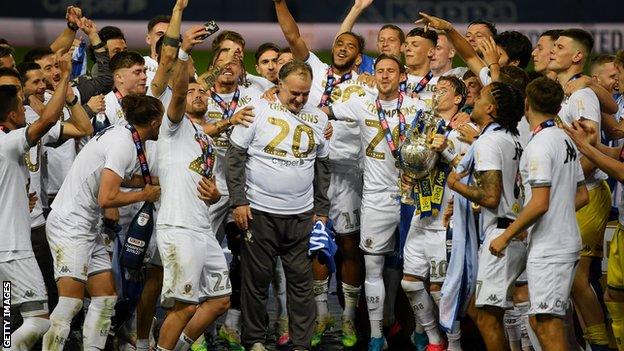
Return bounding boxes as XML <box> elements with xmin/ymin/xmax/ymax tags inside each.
<box><xmin>1</xmin><ymin>0</ymin><xmax>623</xmax><ymax>350</ymax></box>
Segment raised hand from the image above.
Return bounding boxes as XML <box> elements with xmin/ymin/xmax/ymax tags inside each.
<box><xmin>415</xmin><ymin>12</ymin><xmax>453</xmax><ymax>32</ymax></box>
<box><xmin>57</xmin><ymin>50</ymin><xmax>72</xmax><ymax>76</ymax></box>
<box><xmin>65</xmin><ymin>6</ymin><xmax>83</xmax><ymax>25</ymax></box>
<box><xmin>182</xmin><ymin>25</ymin><xmax>208</xmax><ymax>52</ymax></box>
<box><xmin>478</xmin><ymin>36</ymin><xmax>500</xmax><ymax>67</ymax></box>
<box><xmin>354</xmin><ymin>0</ymin><xmax>374</xmax><ymax>10</ymax></box>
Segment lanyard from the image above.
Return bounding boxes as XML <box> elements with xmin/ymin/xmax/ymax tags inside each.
<box><xmin>0</xmin><ymin>125</ymin><xmax>8</xmax><ymax>134</ymax></box>
<box><xmin>567</xmin><ymin>73</ymin><xmax>583</xmax><ymax>83</ymax></box>
<box><xmin>124</xmin><ymin>124</ymin><xmax>152</xmax><ymax>185</ymax></box>
<box><xmin>211</xmin><ymin>88</ymin><xmax>240</xmax><ymax>120</ymax></box>
<box><xmin>375</xmin><ymin>93</ymin><xmax>405</xmax><ymax>159</ymax></box>
<box><xmin>318</xmin><ymin>67</ymin><xmax>352</xmax><ymax>107</ymax></box>
<box><xmin>400</xmin><ymin>70</ymin><xmax>433</xmax><ymax>94</ymax></box>
<box><xmin>114</xmin><ymin>88</ymin><xmax>124</xmax><ymax>104</ymax></box>
<box><xmin>529</xmin><ymin>119</ymin><xmax>556</xmax><ymax>142</ymax></box>
<box><xmin>189</xmin><ymin>118</ymin><xmax>216</xmax><ymax>179</ymax></box>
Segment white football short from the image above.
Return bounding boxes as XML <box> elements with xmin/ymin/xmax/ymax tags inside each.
<box><xmin>360</xmin><ymin>191</ymin><xmax>400</xmax><ymax>255</ymax></box>
<box><xmin>208</xmin><ymin>194</ymin><xmax>234</xmax><ymax>236</ymax></box>
<box><xmin>328</xmin><ymin>171</ymin><xmax>363</xmax><ymax>235</ymax></box>
<box><xmin>403</xmin><ymin>226</ymin><xmax>449</xmax><ymax>283</ymax></box>
<box><xmin>46</xmin><ymin>210</ymin><xmax>112</xmax><ymax>282</ymax></box>
<box><xmin>157</xmin><ymin>226</ymin><xmax>231</xmax><ymax>308</ymax></box>
<box><xmin>0</xmin><ymin>253</ymin><xmax>48</xmax><ymax>316</ymax></box>
<box><xmin>475</xmin><ymin>229</ymin><xmax>527</xmax><ymax>309</ymax></box>
<box><xmin>527</xmin><ymin>259</ymin><xmax>578</xmax><ymax>317</ymax></box>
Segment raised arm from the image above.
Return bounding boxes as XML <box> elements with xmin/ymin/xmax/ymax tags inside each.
<box><xmin>50</xmin><ymin>6</ymin><xmax>81</xmax><ymax>53</ymax></box>
<box><xmin>166</xmin><ymin>56</ymin><xmax>189</xmax><ymax>124</ymax></box>
<box><xmin>61</xmin><ymin>86</ymin><xmax>94</xmax><ymax>139</ymax></box>
<box><xmin>74</xmin><ymin>18</ymin><xmax>113</xmax><ymax>99</ymax></box>
<box><xmin>150</xmin><ymin>0</ymin><xmax>189</xmax><ymax>97</ymax></box>
<box><xmin>418</xmin><ymin>12</ymin><xmax>486</xmax><ymax>78</ymax></box>
<box><xmin>336</xmin><ymin>0</ymin><xmax>373</xmax><ymax>39</ymax></box>
<box><xmin>27</xmin><ymin>52</ymin><xmax>71</xmax><ymax>146</ymax></box>
<box><xmin>274</xmin><ymin>0</ymin><xmax>311</xmax><ymax>61</ymax></box>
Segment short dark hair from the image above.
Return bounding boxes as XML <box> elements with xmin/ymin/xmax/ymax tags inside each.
<box><xmin>279</xmin><ymin>47</ymin><xmax>292</xmax><ymax>56</ymax></box>
<box><xmin>211</xmin><ymin>31</ymin><xmax>246</xmax><ymax>52</ymax></box>
<box><xmin>99</xmin><ymin>26</ymin><xmax>126</xmax><ymax>43</ymax></box>
<box><xmin>406</xmin><ymin>28</ymin><xmax>438</xmax><ymax>46</ymax></box>
<box><xmin>16</xmin><ymin>62</ymin><xmax>41</xmax><ymax>84</ymax></box>
<box><xmin>0</xmin><ymin>45</ymin><xmax>13</xmax><ymax>59</ymax></box>
<box><xmin>279</xmin><ymin>60</ymin><xmax>313</xmax><ymax>82</ymax></box>
<box><xmin>0</xmin><ymin>38</ymin><xmax>9</xmax><ymax>46</ymax></box>
<box><xmin>615</xmin><ymin>50</ymin><xmax>624</xmax><ymax>69</ymax></box>
<box><xmin>335</xmin><ymin>31</ymin><xmax>366</xmax><ymax>54</ymax></box>
<box><xmin>499</xmin><ymin>65</ymin><xmax>529</xmax><ymax>92</ymax></box>
<box><xmin>121</xmin><ymin>95</ymin><xmax>164</xmax><ymax>126</ymax></box>
<box><xmin>463</xmin><ymin>69</ymin><xmax>477</xmax><ymax>81</ymax></box>
<box><xmin>147</xmin><ymin>15</ymin><xmax>171</xmax><ymax>34</ymax></box>
<box><xmin>526</xmin><ymin>77</ymin><xmax>564</xmax><ymax>115</ymax></box>
<box><xmin>590</xmin><ymin>54</ymin><xmax>615</xmax><ymax>74</ymax></box>
<box><xmin>379</xmin><ymin>24</ymin><xmax>405</xmax><ymax>44</ymax></box>
<box><xmin>489</xmin><ymin>81</ymin><xmax>524</xmax><ymax>135</ymax></box>
<box><xmin>373</xmin><ymin>53</ymin><xmax>405</xmax><ymax>73</ymax></box>
<box><xmin>539</xmin><ymin>29</ymin><xmax>563</xmax><ymax>41</ymax></box>
<box><xmin>527</xmin><ymin>70</ymin><xmax>544</xmax><ymax>83</ymax></box>
<box><xmin>468</xmin><ymin>20</ymin><xmax>497</xmax><ymax>36</ymax></box>
<box><xmin>0</xmin><ymin>67</ymin><xmax>21</xmax><ymax>81</ymax></box>
<box><xmin>255</xmin><ymin>42</ymin><xmax>280</xmax><ymax>64</ymax></box>
<box><xmin>23</xmin><ymin>47</ymin><xmax>54</xmax><ymax>64</ymax></box>
<box><xmin>495</xmin><ymin>31</ymin><xmax>532</xmax><ymax>69</ymax></box>
<box><xmin>110</xmin><ymin>51</ymin><xmax>145</xmax><ymax>73</ymax></box>
<box><xmin>560</xmin><ymin>28</ymin><xmax>594</xmax><ymax>57</ymax></box>
<box><xmin>439</xmin><ymin>75</ymin><xmax>467</xmax><ymax>109</ymax></box>
<box><xmin>0</xmin><ymin>85</ymin><xmax>19</xmax><ymax>122</ymax></box>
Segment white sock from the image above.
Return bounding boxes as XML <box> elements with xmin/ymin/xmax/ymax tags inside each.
<box><xmin>517</xmin><ymin>301</ymin><xmax>541</xmax><ymax>351</ymax></box>
<box><xmin>313</xmin><ymin>278</ymin><xmax>330</xmax><ymax>317</ymax></box>
<box><xmin>136</xmin><ymin>338</ymin><xmax>150</xmax><ymax>351</ymax></box>
<box><xmin>224</xmin><ymin>308</ymin><xmax>241</xmax><ymax>330</ymax></box>
<box><xmin>83</xmin><ymin>295</ymin><xmax>117</xmax><ymax>350</ymax></box>
<box><xmin>12</xmin><ymin>316</ymin><xmax>50</xmax><ymax>350</ymax></box>
<box><xmin>430</xmin><ymin>290</ymin><xmax>441</xmax><ymax>306</ymax></box>
<box><xmin>505</xmin><ymin>307</ymin><xmax>522</xmax><ymax>351</ymax></box>
<box><xmin>342</xmin><ymin>282</ymin><xmax>360</xmax><ymax>321</ymax></box>
<box><xmin>42</xmin><ymin>296</ymin><xmax>83</xmax><ymax>351</ymax></box>
<box><xmin>447</xmin><ymin>321</ymin><xmax>462</xmax><ymax>351</ymax></box>
<box><xmin>174</xmin><ymin>332</ymin><xmax>194</xmax><ymax>351</ymax></box>
<box><xmin>273</xmin><ymin>258</ymin><xmax>288</xmax><ymax>318</ymax></box>
<box><xmin>401</xmin><ymin>280</ymin><xmax>443</xmax><ymax>345</ymax></box>
<box><xmin>364</xmin><ymin>255</ymin><xmax>385</xmax><ymax>339</ymax></box>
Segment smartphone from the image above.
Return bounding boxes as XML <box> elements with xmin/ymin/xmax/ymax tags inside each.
<box><xmin>198</xmin><ymin>21</ymin><xmax>219</xmax><ymax>41</ymax></box>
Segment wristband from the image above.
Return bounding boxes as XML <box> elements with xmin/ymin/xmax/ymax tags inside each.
<box><xmin>162</xmin><ymin>36</ymin><xmax>180</xmax><ymax>48</ymax></box>
<box><xmin>66</xmin><ymin>95</ymin><xmax>79</xmax><ymax>107</ymax></box>
<box><xmin>92</xmin><ymin>41</ymin><xmax>106</xmax><ymax>50</ymax></box>
<box><xmin>440</xmin><ymin>145</ymin><xmax>457</xmax><ymax>163</ymax></box>
<box><xmin>487</xmin><ymin>62</ymin><xmax>499</xmax><ymax>69</ymax></box>
<box><xmin>178</xmin><ymin>49</ymin><xmax>189</xmax><ymax>61</ymax></box>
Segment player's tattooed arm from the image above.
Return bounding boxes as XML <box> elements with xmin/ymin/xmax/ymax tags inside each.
<box><xmin>199</xmin><ymin>48</ymin><xmax>236</xmax><ymax>91</ymax></box>
<box><xmin>448</xmin><ymin>169</ymin><xmax>502</xmax><ymax>209</ymax></box>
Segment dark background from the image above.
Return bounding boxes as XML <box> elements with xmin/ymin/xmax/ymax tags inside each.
<box><xmin>3</xmin><ymin>0</ymin><xmax>621</xmax><ymax>23</ymax></box>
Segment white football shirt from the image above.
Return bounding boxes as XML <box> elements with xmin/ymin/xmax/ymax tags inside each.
<box><xmin>229</xmin><ymin>97</ymin><xmax>329</xmax><ymax>215</ymax></box>
<box><xmin>331</xmin><ymin>95</ymin><xmax>427</xmax><ymax>195</ymax></box>
<box><xmin>520</xmin><ymin>126</ymin><xmax>584</xmax><ymax>261</ymax></box>
<box><xmin>156</xmin><ymin>116</ymin><xmax>216</xmax><ymax>233</ymax></box>
<box><xmin>0</xmin><ymin>127</ymin><xmax>33</xmax><ymax>252</ymax></box>
<box><xmin>474</xmin><ymin>128</ymin><xmax>524</xmax><ymax>236</ymax></box>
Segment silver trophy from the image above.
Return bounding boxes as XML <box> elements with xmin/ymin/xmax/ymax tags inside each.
<box><xmin>398</xmin><ymin>90</ymin><xmax>445</xmax><ymax>204</ymax></box>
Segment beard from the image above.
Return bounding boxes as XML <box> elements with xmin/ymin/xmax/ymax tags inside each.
<box><xmin>332</xmin><ymin>55</ymin><xmax>358</xmax><ymax>72</ymax></box>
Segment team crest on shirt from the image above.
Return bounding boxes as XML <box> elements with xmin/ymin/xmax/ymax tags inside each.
<box><xmin>184</xmin><ymin>283</ymin><xmax>192</xmax><ymax>294</ymax></box>
<box><xmin>137</xmin><ymin>212</ymin><xmax>150</xmax><ymax>226</ymax></box>
<box><xmin>116</xmin><ymin>109</ymin><xmax>125</xmax><ymax>120</ymax></box>
<box><xmin>189</xmin><ymin>156</ymin><xmax>207</xmax><ymax>177</ymax></box>
<box><xmin>364</xmin><ymin>237</ymin><xmax>373</xmax><ymax>249</ymax></box>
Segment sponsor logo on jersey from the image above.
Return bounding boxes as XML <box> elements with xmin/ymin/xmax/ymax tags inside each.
<box><xmin>128</xmin><ymin>237</ymin><xmax>146</xmax><ymax>248</ymax></box>
<box><xmin>272</xmin><ymin>158</ymin><xmax>305</xmax><ymax>167</ymax></box>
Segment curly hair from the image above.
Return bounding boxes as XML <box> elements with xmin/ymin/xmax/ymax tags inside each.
<box><xmin>489</xmin><ymin>81</ymin><xmax>524</xmax><ymax>136</ymax></box>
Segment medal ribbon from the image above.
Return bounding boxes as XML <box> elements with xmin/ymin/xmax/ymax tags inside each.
<box><xmin>529</xmin><ymin>119</ymin><xmax>556</xmax><ymax>142</ymax></box>
<box><xmin>210</xmin><ymin>88</ymin><xmax>240</xmax><ymax>120</ymax></box>
<box><xmin>0</xmin><ymin>125</ymin><xmax>8</xmax><ymax>134</ymax></box>
<box><xmin>400</xmin><ymin>70</ymin><xmax>433</xmax><ymax>95</ymax></box>
<box><xmin>189</xmin><ymin>119</ymin><xmax>216</xmax><ymax>179</ymax></box>
<box><xmin>375</xmin><ymin>93</ymin><xmax>405</xmax><ymax>160</ymax></box>
<box><xmin>318</xmin><ymin>67</ymin><xmax>352</xmax><ymax>107</ymax></box>
<box><xmin>125</xmin><ymin>124</ymin><xmax>152</xmax><ymax>186</ymax></box>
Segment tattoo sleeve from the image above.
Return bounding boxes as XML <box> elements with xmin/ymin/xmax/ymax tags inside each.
<box><xmin>461</xmin><ymin>170</ymin><xmax>502</xmax><ymax>209</ymax></box>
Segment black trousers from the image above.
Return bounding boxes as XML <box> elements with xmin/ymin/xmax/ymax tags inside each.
<box><xmin>31</xmin><ymin>224</ymin><xmax>58</xmax><ymax>310</ymax></box>
<box><xmin>240</xmin><ymin>209</ymin><xmax>315</xmax><ymax>349</ymax></box>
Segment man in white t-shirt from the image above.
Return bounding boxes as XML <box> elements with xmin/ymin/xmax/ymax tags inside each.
<box><xmin>226</xmin><ymin>60</ymin><xmax>331</xmax><ymax>351</ymax></box>
<box><xmin>274</xmin><ymin>0</ymin><xmax>370</xmax><ymax>346</ymax></box>
<box><xmin>400</xmin><ymin>75</ymin><xmax>472</xmax><ymax>351</ymax></box>
<box><xmin>490</xmin><ymin>77</ymin><xmax>589</xmax><ymax>350</ymax></box>
<box><xmin>548</xmin><ymin>29</ymin><xmax>612</xmax><ymax>348</ymax></box>
<box><xmin>325</xmin><ymin>54</ymin><xmax>427</xmax><ymax>350</ymax></box>
<box><xmin>431</xmin><ymin>33</ymin><xmax>468</xmax><ymax>79</ymax></box>
<box><xmin>443</xmin><ymin>82</ymin><xmax>525</xmax><ymax>351</ymax></box>
<box><xmin>144</xmin><ymin>14</ymin><xmax>170</xmax><ymax>87</ymax></box>
<box><xmin>403</xmin><ymin>28</ymin><xmax>439</xmax><ymax>105</ymax></box>
<box><xmin>0</xmin><ymin>58</ymin><xmax>70</xmax><ymax>349</ymax></box>
<box><xmin>42</xmin><ymin>94</ymin><xmax>162</xmax><ymax>351</ymax></box>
